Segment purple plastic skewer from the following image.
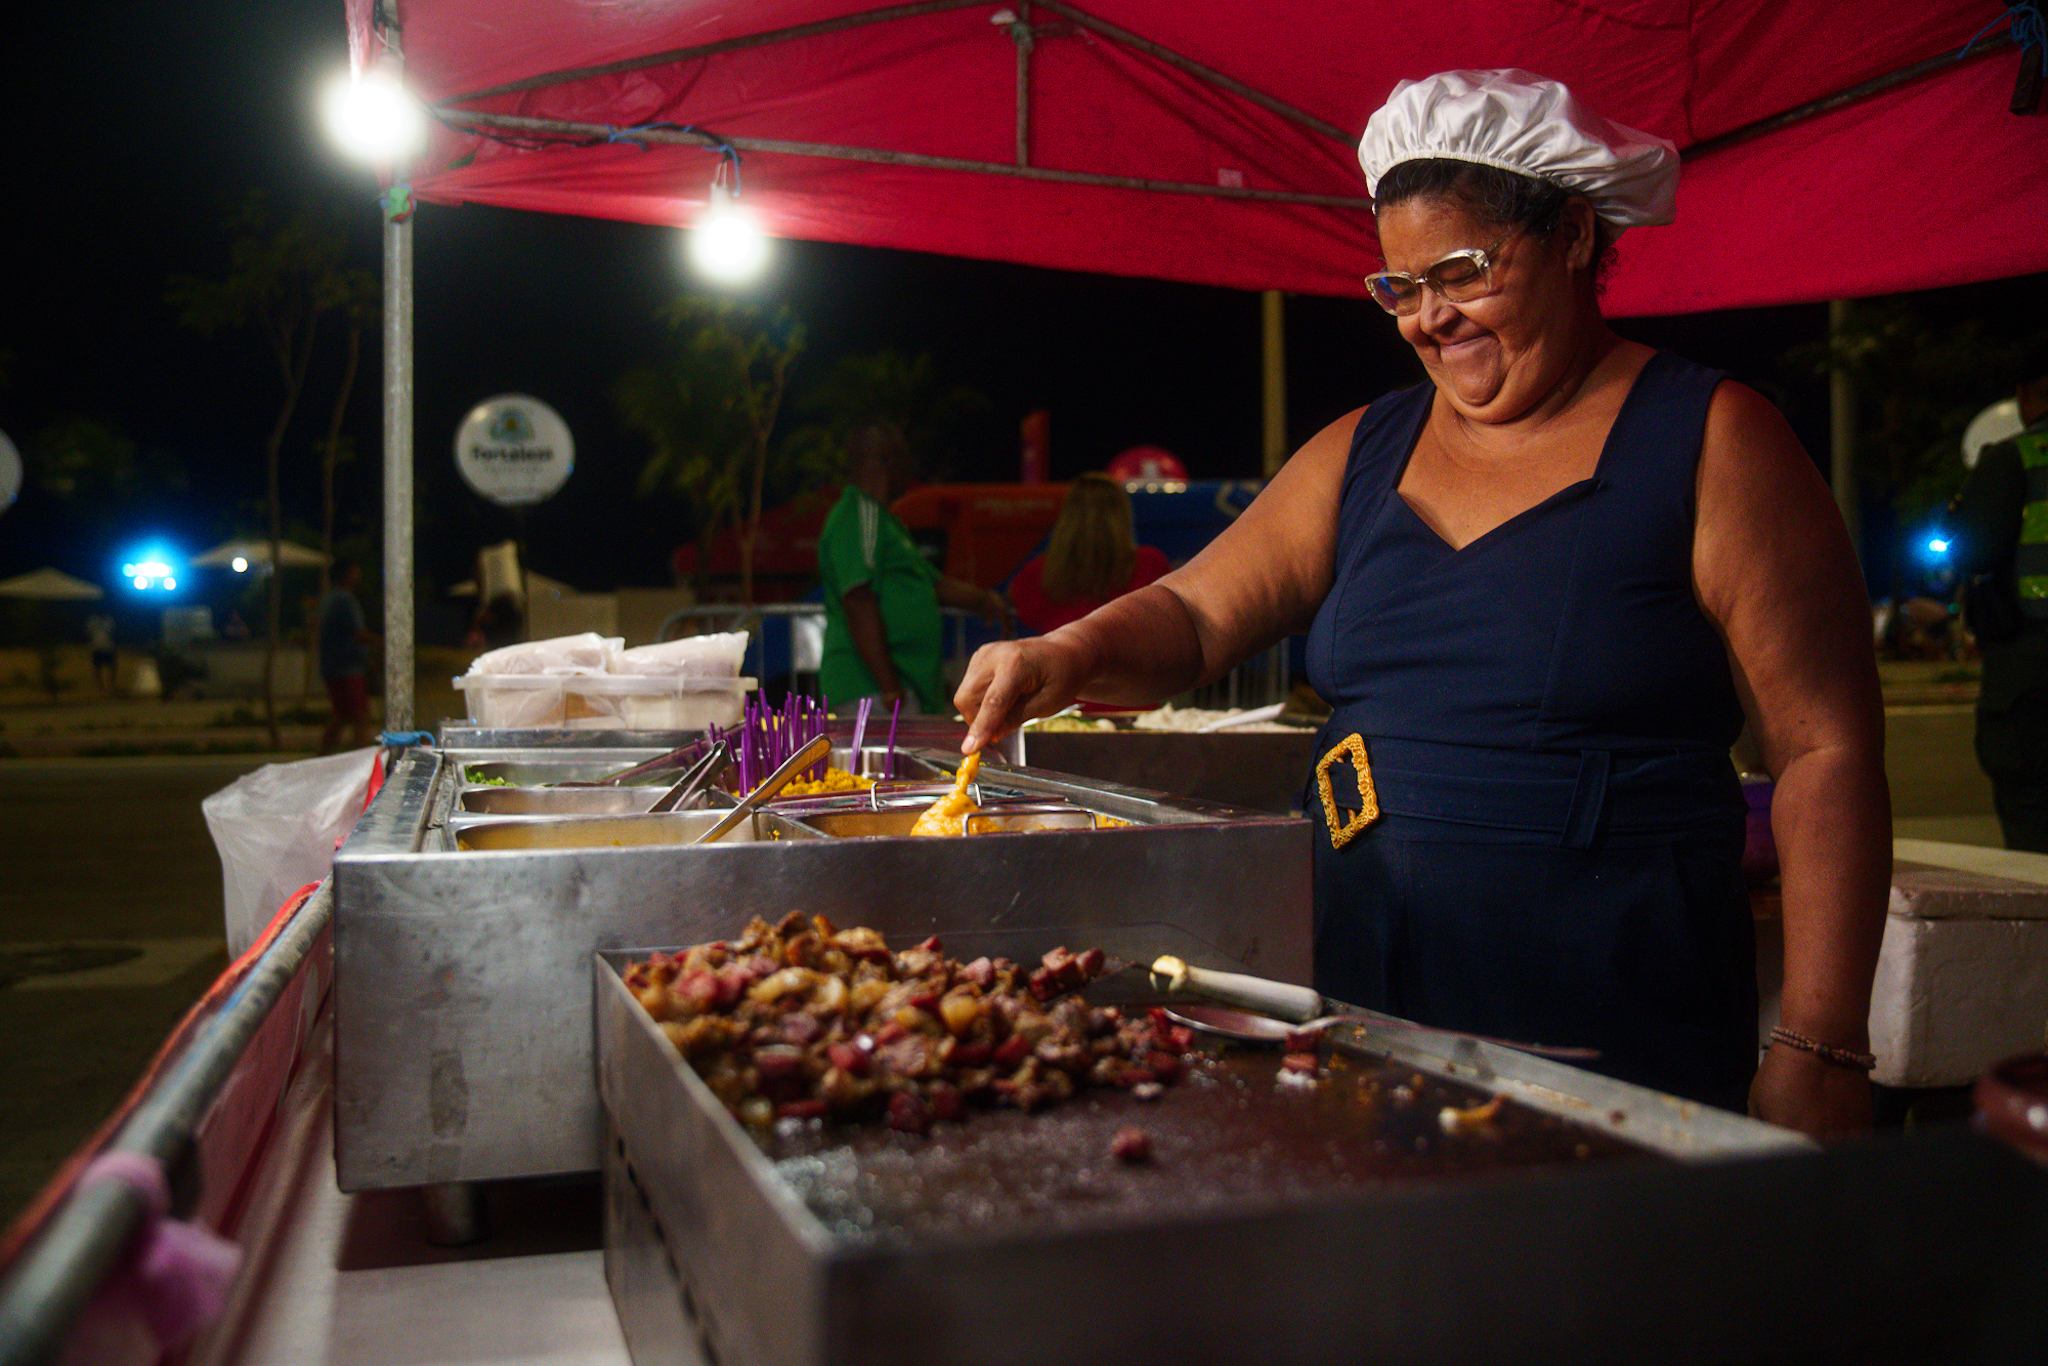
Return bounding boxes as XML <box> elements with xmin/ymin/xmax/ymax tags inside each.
<box><xmin>886</xmin><ymin>698</ymin><xmax>901</xmax><ymax>779</ymax></box>
<box><xmin>849</xmin><ymin>697</ymin><xmax>872</xmax><ymax>779</ymax></box>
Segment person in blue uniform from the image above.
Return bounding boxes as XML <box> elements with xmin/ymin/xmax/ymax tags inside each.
<box><xmin>951</xmin><ymin>71</ymin><xmax>1888</xmax><ymax>1139</ymax></box>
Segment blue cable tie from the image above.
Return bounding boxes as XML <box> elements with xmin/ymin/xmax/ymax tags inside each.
<box><xmin>1963</xmin><ymin>1</ymin><xmax>2045</xmax><ymax>58</ymax></box>
<box><xmin>606</xmin><ymin>123</ymin><xmax>659</xmax><ymax>149</ymax></box>
<box><xmin>380</xmin><ymin>730</ymin><xmax>436</xmax><ymax>748</ymax></box>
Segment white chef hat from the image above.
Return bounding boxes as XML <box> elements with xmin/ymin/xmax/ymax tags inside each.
<box><xmin>1357</xmin><ymin>70</ymin><xmax>1679</xmax><ymax>232</ymax></box>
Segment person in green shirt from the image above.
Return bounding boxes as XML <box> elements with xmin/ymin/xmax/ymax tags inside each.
<box><xmin>1948</xmin><ymin>347</ymin><xmax>2048</xmax><ymax>850</ymax></box>
<box><xmin>817</xmin><ymin>423</ymin><xmax>1012</xmax><ymax>711</ymax></box>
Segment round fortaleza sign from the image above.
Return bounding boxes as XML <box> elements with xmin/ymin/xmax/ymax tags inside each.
<box><xmin>454</xmin><ymin>395</ymin><xmax>574</xmax><ymax>506</ymax></box>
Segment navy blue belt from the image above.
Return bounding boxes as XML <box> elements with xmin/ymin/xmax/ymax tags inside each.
<box><xmin>1311</xmin><ymin>723</ymin><xmax>1741</xmax><ymax>851</ymax></box>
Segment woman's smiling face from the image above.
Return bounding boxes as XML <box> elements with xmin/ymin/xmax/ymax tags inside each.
<box><xmin>1374</xmin><ymin>193</ymin><xmax>1598</xmax><ymax>424</ymax></box>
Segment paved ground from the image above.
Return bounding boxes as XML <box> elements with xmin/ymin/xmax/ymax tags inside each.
<box><xmin>0</xmin><ymin>755</ymin><xmax>279</xmax><ymax>1220</ymax></box>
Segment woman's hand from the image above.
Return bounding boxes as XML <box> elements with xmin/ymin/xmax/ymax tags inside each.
<box><xmin>1750</xmin><ymin>1044</ymin><xmax>1873</xmax><ymax>1141</ymax></box>
<box><xmin>954</xmin><ymin>635</ymin><xmax>1095</xmax><ymax>753</ymax></box>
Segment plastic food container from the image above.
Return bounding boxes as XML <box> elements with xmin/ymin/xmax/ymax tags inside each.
<box><xmin>452</xmin><ymin>673</ymin><xmax>754</xmax><ymax>730</ymax></box>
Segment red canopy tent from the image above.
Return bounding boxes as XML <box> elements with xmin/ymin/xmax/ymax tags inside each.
<box><xmin>348</xmin><ymin>0</ymin><xmax>2048</xmax><ymax>314</ymax></box>
<box><xmin>343</xmin><ymin>0</ymin><xmax>2047</xmax><ymax>722</ymax></box>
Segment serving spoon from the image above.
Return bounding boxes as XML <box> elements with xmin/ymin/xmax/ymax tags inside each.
<box><xmin>1148</xmin><ymin>955</ymin><xmax>1600</xmax><ymax>1061</ymax></box>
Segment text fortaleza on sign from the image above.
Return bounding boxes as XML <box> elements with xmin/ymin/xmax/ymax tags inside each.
<box><xmin>454</xmin><ymin>395</ymin><xmax>575</xmax><ymax>507</ymax></box>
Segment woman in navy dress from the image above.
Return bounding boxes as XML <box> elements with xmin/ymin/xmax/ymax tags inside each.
<box><xmin>954</xmin><ymin>71</ymin><xmax>1887</xmax><ymax>1139</ymax></box>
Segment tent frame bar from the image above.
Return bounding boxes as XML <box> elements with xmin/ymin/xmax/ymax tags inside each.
<box><xmin>1682</xmin><ymin>30</ymin><xmax>2019</xmax><ymax>162</ymax></box>
<box><xmin>1011</xmin><ymin>4</ymin><xmax>1034</xmax><ymax>167</ymax></box>
<box><xmin>1030</xmin><ymin>0</ymin><xmax>1350</xmax><ymax>143</ymax></box>
<box><xmin>435</xmin><ymin>109</ymin><xmax>1374</xmax><ymax>208</ymax></box>
<box><xmin>452</xmin><ymin>0</ymin><xmax>997</xmax><ymax>103</ymax></box>
<box><xmin>445</xmin><ymin>0</ymin><xmax>1352</xmax><ymax>148</ymax></box>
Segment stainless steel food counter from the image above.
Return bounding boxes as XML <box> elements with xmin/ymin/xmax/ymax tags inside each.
<box><xmin>1018</xmin><ymin>724</ymin><xmax>1322</xmax><ymax>813</ymax></box>
<box><xmin>331</xmin><ymin>731</ymin><xmax>1314</xmax><ymax>1190</ymax></box>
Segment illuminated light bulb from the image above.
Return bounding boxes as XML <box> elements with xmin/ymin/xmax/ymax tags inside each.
<box><xmin>232</xmin><ymin>556</ymin><xmax>249</xmax><ymax>573</ymax></box>
<box><xmin>1928</xmin><ymin>538</ymin><xmax>1950</xmax><ymax>555</ymax></box>
<box><xmin>163</xmin><ymin>578</ymin><xmax>176</xmax><ymax>591</ymax></box>
<box><xmin>688</xmin><ymin>184</ymin><xmax>770</xmax><ymax>283</ymax></box>
<box><xmin>134</xmin><ymin>576</ymin><xmax>149</xmax><ymax>591</ymax></box>
<box><xmin>322</xmin><ymin>67</ymin><xmax>426</xmax><ymax>165</ymax></box>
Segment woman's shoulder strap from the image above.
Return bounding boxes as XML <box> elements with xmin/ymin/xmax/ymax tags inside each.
<box><xmin>1339</xmin><ymin>379</ymin><xmax>1433</xmax><ymax>497</ymax></box>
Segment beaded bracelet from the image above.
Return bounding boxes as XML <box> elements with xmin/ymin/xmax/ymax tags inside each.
<box><xmin>1769</xmin><ymin>1026</ymin><xmax>1876</xmax><ymax>1072</ymax></box>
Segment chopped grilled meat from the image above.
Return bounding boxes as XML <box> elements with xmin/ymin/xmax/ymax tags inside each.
<box><xmin>1111</xmin><ymin>1126</ymin><xmax>1153</xmax><ymax>1163</ymax></box>
<box><xmin>629</xmin><ymin>916</ymin><xmax>1189</xmax><ymax>1133</ymax></box>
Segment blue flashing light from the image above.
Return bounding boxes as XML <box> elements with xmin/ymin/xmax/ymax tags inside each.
<box><xmin>119</xmin><ymin>546</ymin><xmax>183</xmax><ymax>592</ymax></box>
<box><xmin>1928</xmin><ymin>537</ymin><xmax>1950</xmax><ymax>555</ymax></box>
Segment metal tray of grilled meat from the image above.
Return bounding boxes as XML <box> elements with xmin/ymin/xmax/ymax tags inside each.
<box><xmin>333</xmin><ymin>740</ymin><xmax>1312</xmax><ymax>1190</ymax></box>
<box><xmin>596</xmin><ymin>945</ymin><xmax>2048</xmax><ymax>1366</ymax></box>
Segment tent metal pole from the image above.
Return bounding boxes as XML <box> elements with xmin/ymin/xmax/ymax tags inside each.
<box><xmin>383</xmin><ymin>209</ymin><xmax>415</xmax><ymax>731</ymax></box>
<box><xmin>383</xmin><ymin>47</ymin><xmax>417</xmax><ymax>732</ymax></box>
<box><xmin>437</xmin><ymin>110</ymin><xmax>1375</xmax><ymax>209</ymax></box>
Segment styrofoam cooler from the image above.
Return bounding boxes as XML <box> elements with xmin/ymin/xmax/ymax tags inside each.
<box><xmin>1867</xmin><ymin>841</ymin><xmax>2048</xmax><ymax>1087</ymax></box>
<box><xmin>1756</xmin><ymin>840</ymin><xmax>2048</xmax><ymax>1088</ymax></box>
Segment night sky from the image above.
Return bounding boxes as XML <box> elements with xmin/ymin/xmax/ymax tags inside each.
<box><xmin>4</xmin><ymin>1</ymin><xmax>2042</xmax><ymax>627</ymax></box>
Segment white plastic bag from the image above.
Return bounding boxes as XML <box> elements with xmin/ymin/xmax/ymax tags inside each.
<box><xmin>612</xmin><ymin>631</ymin><xmax>749</xmax><ymax>678</ymax></box>
<box><xmin>466</xmin><ymin>632</ymin><xmax>621</xmax><ymax>677</ymax></box>
<box><xmin>203</xmin><ymin>748</ymin><xmax>380</xmax><ymax>954</ymax></box>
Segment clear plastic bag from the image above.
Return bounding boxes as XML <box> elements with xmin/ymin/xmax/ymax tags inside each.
<box><xmin>202</xmin><ymin>748</ymin><xmax>379</xmax><ymax>953</ymax></box>
<box><xmin>465</xmin><ymin>632</ymin><xmax>621</xmax><ymax>677</ymax></box>
<box><xmin>612</xmin><ymin>631</ymin><xmax>749</xmax><ymax>678</ymax></box>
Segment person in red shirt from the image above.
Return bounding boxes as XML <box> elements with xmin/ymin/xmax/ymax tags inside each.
<box><xmin>1010</xmin><ymin>473</ymin><xmax>1170</xmax><ymax>635</ymax></box>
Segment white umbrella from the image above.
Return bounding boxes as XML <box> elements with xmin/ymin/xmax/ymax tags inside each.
<box><xmin>192</xmin><ymin>538</ymin><xmax>331</xmax><ymax>570</ymax></box>
<box><xmin>0</xmin><ymin>567</ymin><xmax>104</xmax><ymax>600</ymax></box>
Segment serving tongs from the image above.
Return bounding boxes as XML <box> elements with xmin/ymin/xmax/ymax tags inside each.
<box><xmin>1147</xmin><ymin>955</ymin><xmax>1600</xmax><ymax>1061</ymax></box>
<box><xmin>647</xmin><ymin>740</ymin><xmax>731</xmax><ymax>814</ymax></box>
<box><xmin>692</xmin><ymin>734</ymin><xmax>832</xmax><ymax>844</ymax></box>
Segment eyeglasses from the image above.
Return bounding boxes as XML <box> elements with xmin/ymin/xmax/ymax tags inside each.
<box><xmin>1364</xmin><ymin>234</ymin><xmax>1513</xmax><ymax>316</ymax></box>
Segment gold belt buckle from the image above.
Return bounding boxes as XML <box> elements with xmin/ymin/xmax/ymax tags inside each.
<box><xmin>1316</xmin><ymin>733</ymin><xmax>1379</xmax><ymax>850</ymax></box>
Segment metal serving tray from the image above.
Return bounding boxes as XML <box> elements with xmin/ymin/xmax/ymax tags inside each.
<box><xmin>456</xmin><ymin>749</ymin><xmax>679</xmax><ymax>789</ymax></box>
<box><xmin>333</xmin><ymin>738</ymin><xmax>1311</xmax><ymax>1190</ymax></box>
<box><xmin>457</xmin><ymin>785</ymin><xmax>678</xmax><ymax>816</ymax></box>
<box><xmin>789</xmin><ymin>805</ymin><xmax>1105</xmax><ymax>838</ymax></box>
<box><xmin>450</xmin><ymin>810</ymin><xmax>823</xmax><ymax>851</ymax></box>
<box><xmin>595</xmin><ymin>950</ymin><xmax>2048</xmax><ymax>1366</ymax></box>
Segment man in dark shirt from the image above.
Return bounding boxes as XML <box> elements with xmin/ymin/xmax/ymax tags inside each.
<box><xmin>1948</xmin><ymin>348</ymin><xmax>2048</xmax><ymax>850</ymax></box>
<box><xmin>318</xmin><ymin>556</ymin><xmax>381</xmax><ymax>754</ymax></box>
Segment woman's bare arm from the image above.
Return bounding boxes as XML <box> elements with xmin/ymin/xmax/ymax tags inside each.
<box><xmin>955</xmin><ymin>408</ymin><xmax>1360</xmax><ymax>751</ymax></box>
<box><xmin>1694</xmin><ymin>382</ymin><xmax>1889</xmax><ymax>1138</ymax></box>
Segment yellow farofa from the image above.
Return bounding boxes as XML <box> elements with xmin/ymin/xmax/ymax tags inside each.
<box><xmin>779</xmin><ymin>768</ymin><xmax>876</xmax><ymax>797</ymax></box>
